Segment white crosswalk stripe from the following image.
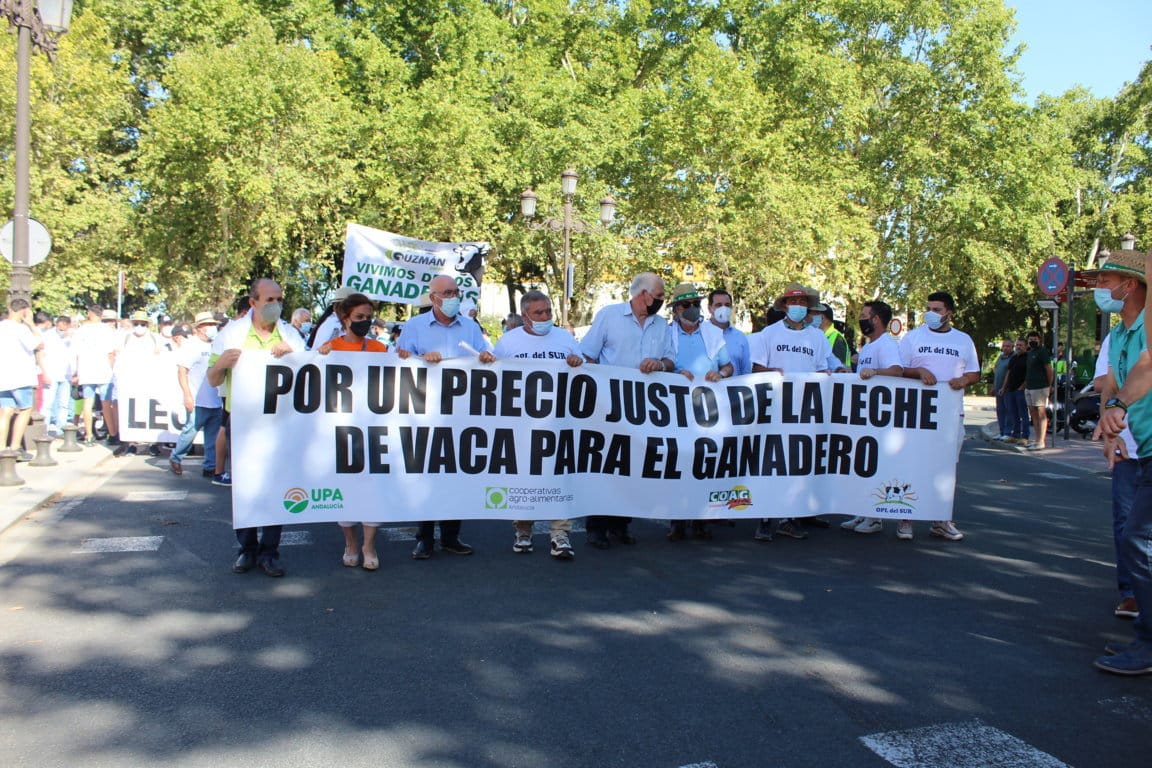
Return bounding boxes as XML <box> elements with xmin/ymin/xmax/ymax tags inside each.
<box><xmin>73</xmin><ymin>536</ymin><xmax>164</xmax><ymax>553</ymax></box>
<box><xmin>860</xmin><ymin>720</ymin><xmax>1070</xmax><ymax>768</ymax></box>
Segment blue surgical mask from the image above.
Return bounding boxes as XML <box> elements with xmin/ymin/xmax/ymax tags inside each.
<box><xmin>786</xmin><ymin>305</ymin><xmax>808</xmax><ymax>323</ymax></box>
<box><xmin>532</xmin><ymin>319</ymin><xmax>554</xmax><ymax>335</ymax></box>
<box><xmin>1094</xmin><ymin>287</ymin><xmax>1125</xmax><ymax>314</ymax></box>
<box><xmin>300</xmin><ymin>322</ymin><xmax>313</xmax><ymax>335</ymax></box>
<box><xmin>923</xmin><ymin>310</ymin><xmax>945</xmax><ymax>330</ymax></box>
<box><xmin>440</xmin><ymin>297</ymin><xmax>461</xmax><ymax>318</ymax></box>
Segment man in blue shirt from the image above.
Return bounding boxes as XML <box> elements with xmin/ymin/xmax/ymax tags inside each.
<box><xmin>398</xmin><ymin>275</ymin><xmax>495</xmax><ymax>560</ymax></box>
<box><xmin>580</xmin><ymin>272</ymin><xmax>675</xmax><ymax>548</ymax></box>
<box><xmin>707</xmin><ymin>288</ymin><xmax>751</xmax><ymax>376</ymax></box>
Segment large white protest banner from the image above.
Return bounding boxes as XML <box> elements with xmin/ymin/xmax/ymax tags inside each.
<box><xmin>341</xmin><ymin>223</ymin><xmax>487</xmax><ymax>305</ymax></box>
<box><xmin>229</xmin><ymin>353</ymin><xmax>963</xmax><ymax>529</ymax></box>
<box><xmin>115</xmin><ymin>353</ymin><xmax>202</xmax><ymax>444</ymax></box>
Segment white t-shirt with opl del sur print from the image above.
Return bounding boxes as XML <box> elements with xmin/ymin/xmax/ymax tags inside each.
<box><xmin>493</xmin><ymin>326</ymin><xmax>582</xmax><ymax>361</ymax></box>
<box><xmin>748</xmin><ymin>322</ymin><xmax>831</xmax><ymax>373</ymax></box>
<box><xmin>898</xmin><ymin>325</ymin><xmax>980</xmax><ymax>382</ymax></box>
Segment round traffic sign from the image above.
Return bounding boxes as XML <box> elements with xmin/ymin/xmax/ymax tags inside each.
<box><xmin>1038</xmin><ymin>257</ymin><xmax>1069</xmax><ymax>297</ymax></box>
<box><xmin>0</xmin><ymin>218</ymin><xmax>52</xmax><ymax>267</ymax></box>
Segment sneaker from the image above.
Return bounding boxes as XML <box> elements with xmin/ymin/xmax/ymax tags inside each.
<box><xmin>840</xmin><ymin>516</ymin><xmax>865</xmax><ymax>531</ymax></box>
<box><xmin>106</xmin><ymin>435</ymin><xmax>121</xmax><ymax>446</ymax></box>
<box><xmin>1104</xmin><ymin>640</ymin><xmax>1131</xmax><ymax>656</ymax></box>
<box><xmin>896</xmin><ymin>521</ymin><xmax>914</xmax><ymax>540</ymax></box>
<box><xmin>853</xmin><ymin>518</ymin><xmax>884</xmax><ymax>534</ymax></box>
<box><xmin>753</xmin><ymin>520</ymin><xmax>773</xmax><ymax>542</ymax></box>
<box><xmin>1115</xmin><ymin>597</ymin><xmax>1140</xmax><ymax>618</ymax></box>
<box><xmin>550</xmin><ymin>533</ymin><xmax>574</xmax><ymax>559</ymax></box>
<box><xmin>211</xmin><ymin>472</ymin><xmax>232</xmax><ymax>487</ymax></box>
<box><xmin>992</xmin><ymin>434</ymin><xmax>1010</xmax><ymax>441</ymax></box>
<box><xmin>513</xmin><ymin>532</ymin><xmax>533</xmax><ymax>554</ymax></box>
<box><xmin>930</xmin><ymin>520</ymin><xmax>964</xmax><ymax>541</ymax></box>
<box><xmin>14</xmin><ymin>450</ymin><xmax>33</xmax><ymax>462</ymax></box>
<box><xmin>1026</xmin><ymin>442</ymin><xmax>1044</xmax><ymax>451</ymax></box>
<box><xmin>1094</xmin><ymin>647</ymin><xmax>1152</xmax><ymax>676</ymax></box>
<box><xmin>775</xmin><ymin>520</ymin><xmax>809</xmax><ymax>540</ymax></box>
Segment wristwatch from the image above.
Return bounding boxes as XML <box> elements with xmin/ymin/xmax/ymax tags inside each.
<box><xmin>1104</xmin><ymin>397</ymin><xmax>1129</xmax><ymax>413</ymax></box>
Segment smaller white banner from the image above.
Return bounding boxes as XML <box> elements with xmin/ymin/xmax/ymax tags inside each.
<box><xmin>341</xmin><ymin>223</ymin><xmax>487</xmax><ymax>305</ymax></box>
<box><xmin>115</xmin><ymin>354</ymin><xmax>202</xmax><ymax>445</ymax></box>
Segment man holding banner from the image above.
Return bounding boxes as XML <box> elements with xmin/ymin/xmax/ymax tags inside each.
<box><xmin>208</xmin><ymin>279</ymin><xmax>305</xmax><ymax>577</ymax></box>
<box><xmin>398</xmin><ymin>274</ymin><xmax>495</xmax><ymax>560</ymax></box>
<box><xmin>898</xmin><ymin>291</ymin><xmax>980</xmax><ymax>542</ymax></box>
<box><xmin>493</xmin><ymin>290</ymin><xmax>583</xmax><ymax>559</ymax></box>
<box><xmin>579</xmin><ymin>272</ymin><xmax>675</xmax><ymax>549</ymax></box>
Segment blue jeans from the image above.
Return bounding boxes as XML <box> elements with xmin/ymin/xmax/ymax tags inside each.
<box><xmin>1113</xmin><ymin>459</ymin><xmax>1139</xmax><ymax>598</ymax></box>
<box><xmin>1125</xmin><ymin>461</ymin><xmax>1152</xmax><ymax>645</ymax></box>
<box><xmin>171</xmin><ymin>405</ymin><xmax>222</xmax><ymax>471</ymax></box>
<box><xmin>1006</xmin><ymin>390</ymin><xmax>1030</xmax><ymax>439</ymax></box>
<box><xmin>40</xmin><ymin>380</ymin><xmax>72</xmax><ymax>431</ymax></box>
<box><xmin>994</xmin><ymin>392</ymin><xmax>1010</xmax><ymax>436</ymax></box>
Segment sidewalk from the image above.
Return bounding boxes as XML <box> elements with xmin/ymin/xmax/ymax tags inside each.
<box><xmin>968</xmin><ymin>395</ymin><xmax>1111</xmax><ymax>476</ymax></box>
<box><xmin>0</xmin><ymin>441</ymin><xmax>121</xmax><ymax>537</ymax></box>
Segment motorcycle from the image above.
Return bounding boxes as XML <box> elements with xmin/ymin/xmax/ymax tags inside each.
<box><xmin>1046</xmin><ymin>375</ymin><xmax>1099</xmax><ymax>436</ymax></box>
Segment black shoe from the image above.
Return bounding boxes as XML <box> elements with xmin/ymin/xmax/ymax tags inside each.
<box><xmin>106</xmin><ymin>435</ymin><xmax>121</xmax><ymax>446</ymax></box>
<box><xmin>258</xmin><ymin>558</ymin><xmax>285</xmax><ymax>577</ymax></box>
<box><xmin>609</xmin><ymin>528</ymin><xmax>636</xmax><ymax>545</ymax></box>
<box><xmin>148</xmin><ymin>444</ymin><xmax>161</xmax><ymax>456</ymax></box>
<box><xmin>804</xmin><ymin>516</ymin><xmax>831</xmax><ymax>529</ymax></box>
<box><xmin>753</xmin><ymin>521</ymin><xmax>773</xmax><ymax>542</ymax></box>
<box><xmin>112</xmin><ymin>443</ymin><xmax>133</xmax><ymax>457</ymax></box>
<box><xmin>232</xmin><ymin>552</ymin><xmax>255</xmax><ymax>573</ymax></box>
<box><xmin>440</xmin><ymin>539</ymin><xmax>474</xmax><ymax>555</ymax></box>
<box><xmin>412</xmin><ymin>540</ymin><xmax>433</xmax><ymax>560</ymax></box>
<box><xmin>586</xmin><ymin>529</ymin><xmax>610</xmax><ymax>549</ymax></box>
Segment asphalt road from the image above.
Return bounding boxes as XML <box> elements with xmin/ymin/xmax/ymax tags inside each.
<box><xmin>0</xmin><ymin>430</ymin><xmax>1149</xmax><ymax>768</ymax></box>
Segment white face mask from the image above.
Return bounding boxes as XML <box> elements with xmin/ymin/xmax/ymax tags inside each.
<box><xmin>133</xmin><ymin>325</ymin><xmax>149</xmax><ymax>337</ymax></box>
<box><xmin>712</xmin><ymin>306</ymin><xmax>733</xmax><ymax>324</ymax></box>
<box><xmin>203</xmin><ymin>326</ymin><xmax>218</xmax><ymax>341</ymax></box>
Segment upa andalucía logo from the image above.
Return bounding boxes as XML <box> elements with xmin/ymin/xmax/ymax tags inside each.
<box><xmin>283</xmin><ymin>487</ymin><xmax>309</xmax><ymax>514</ymax></box>
<box><xmin>871</xmin><ymin>480</ymin><xmax>919</xmax><ymax>516</ymax></box>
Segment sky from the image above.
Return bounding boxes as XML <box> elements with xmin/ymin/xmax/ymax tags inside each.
<box><xmin>1008</xmin><ymin>0</ymin><xmax>1152</xmax><ymax>102</ymax></box>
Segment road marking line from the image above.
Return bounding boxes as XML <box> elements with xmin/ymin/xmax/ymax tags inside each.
<box><xmin>279</xmin><ymin>531</ymin><xmax>313</xmax><ymax>546</ymax></box>
<box><xmin>677</xmin><ymin>763</ymin><xmax>718</xmax><ymax>768</ymax></box>
<box><xmin>860</xmin><ymin>720</ymin><xmax>1070</xmax><ymax>768</ymax></box>
<box><xmin>1099</xmin><ymin>696</ymin><xmax>1152</xmax><ymax>723</ymax></box>
<box><xmin>73</xmin><ymin>536</ymin><xmax>164</xmax><ymax>553</ymax></box>
<box><xmin>124</xmin><ymin>490</ymin><xmax>188</xmax><ymax>502</ymax></box>
<box><xmin>1031</xmin><ymin>472</ymin><xmax>1077</xmax><ymax>480</ymax></box>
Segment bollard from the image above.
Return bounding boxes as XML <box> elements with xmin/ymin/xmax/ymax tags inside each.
<box><xmin>0</xmin><ymin>451</ymin><xmax>25</xmax><ymax>487</ymax></box>
<box><xmin>58</xmin><ymin>424</ymin><xmax>82</xmax><ymax>453</ymax></box>
<box><xmin>30</xmin><ymin>436</ymin><xmax>58</xmax><ymax>467</ymax></box>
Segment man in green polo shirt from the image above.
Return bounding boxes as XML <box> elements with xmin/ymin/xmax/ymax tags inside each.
<box><xmin>207</xmin><ymin>278</ymin><xmax>305</xmax><ymax>577</ymax></box>
<box><xmin>1094</xmin><ymin>246</ymin><xmax>1152</xmax><ymax>675</ymax></box>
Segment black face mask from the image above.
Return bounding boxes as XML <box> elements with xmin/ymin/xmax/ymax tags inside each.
<box><xmin>1027</xmin><ymin>340</ymin><xmax>1039</xmax><ymax>349</ymax></box>
<box><xmin>646</xmin><ymin>297</ymin><xmax>664</xmax><ymax>316</ymax></box>
<box><xmin>858</xmin><ymin>319</ymin><xmax>874</xmax><ymax>336</ymax></box>
<box><xmin>350</xmin><ymin>319</ymin><xmax>372</xmax><ymax>337</ymax></box>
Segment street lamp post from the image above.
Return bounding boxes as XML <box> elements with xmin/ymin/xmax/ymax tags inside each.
<box><xmin>2</xmin><ymin>0</ymin><xmax>72</xmax><ymax>304</ymax></box>
<box><xmin>520</xmin><ymin>169</ymin><xmax>616</xmax><ymax>328</ymax></box>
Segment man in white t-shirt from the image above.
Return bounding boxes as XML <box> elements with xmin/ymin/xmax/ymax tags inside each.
<box><xmin>749</xmin><ymin>283</ymin><xmax>832</xmax><ymax>542</ymax></box>
<box><xmin>494</xmin><ymin>290</ymin><xmax>583</xmax><ymax>560</ymax></box>
<box><xmin>170</xmin><ymin>312</ymin><xmax>225</xmax><ymax>478</ymax></box>
<box><xmin>841</xmin><ymin>300</ymin><xmax>905</xmax><ymax>535</ymax></box>
<box><xmin>71</xmin><ymin>306</ymin><xmax>120</xmax><ymax>447</ymax></box>
<box><xmin>898</xmin><ymin>291</ymin><xmax>981</xmax><ymax>542</ymax></box>
<box><xmin>0</xmin><ymin>299</ymin><xmax>43</xmax><ymax>459</ymax></box>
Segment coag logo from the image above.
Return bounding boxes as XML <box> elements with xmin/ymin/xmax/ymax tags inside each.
<box><xmin>485</xmin><ymin>487</ymin><xmax>508</xmax><ymax>509</ymax></box>
<box><xmin>708</xmin><ymin>485</ymin><xmax>753</xmax><ymax>511</ymax></box>
<box><xmin>283</xmin><ymin>487</ymin><xmax>309</xmax><ymax>514</ymax></box>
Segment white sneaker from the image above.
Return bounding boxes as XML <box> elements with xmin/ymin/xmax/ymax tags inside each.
<box><xmin>513</xmin><ymin>532</ymin><xmax>533</xmax><ymax>553</ymax></box>
<box><xmin>896</xmin><ymin>521</ymin><xmax>914</xmax><ymax>540</ymax></box>
<box><xmin>853</xmin><ymin>518</ymin><xmax>884</xmax><ymax>534</ymax></box>
<box><xmin>993</xmin><ymin>434</ymin><xmax>1009</xmax><ymax>441</ymax></box>
<box><xmin>550</xmin><ymin>532</ymin><xmax>574</xmax><ymax>559</ymax></box>
<box><xmin>930</xmin><ymin>520</ymin><xmax>964</xmax><ymax>541</ymax></box>
<box><xmin>840</xmin><ymin>516</ymin><xmax>865</xmax><ymax>531</ymax></box>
